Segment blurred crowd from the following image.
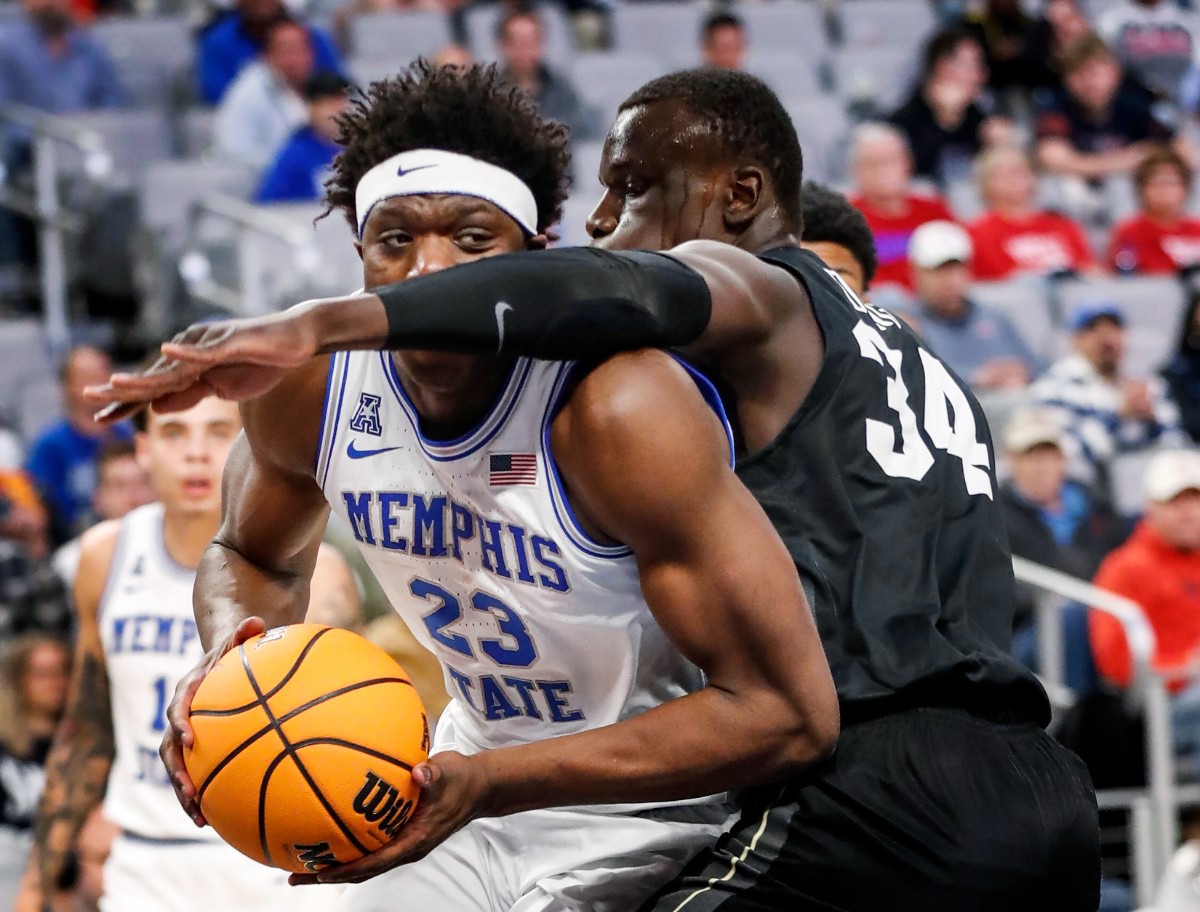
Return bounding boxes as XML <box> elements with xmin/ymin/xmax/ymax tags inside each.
<box><xmin>11</xmin><ymin>0</ymin><xmax>1200</xmax><ymax>908</ymax></box>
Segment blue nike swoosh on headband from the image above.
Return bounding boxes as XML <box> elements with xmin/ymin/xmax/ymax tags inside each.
<box><xmin>397</xmin><ymin>163</ymin><xmax>438</xmax><ymax>178</ymax></box>
<box><xmin>346</xmin><ymin>440</ymin><xmax>402</xmax><ymax>459</ymax></box>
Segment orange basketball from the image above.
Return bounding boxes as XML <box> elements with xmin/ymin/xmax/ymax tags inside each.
<box><xmin>183</xmin><ymin>624</ymin><xmax>429</xmax><ymax>873</ymax></box>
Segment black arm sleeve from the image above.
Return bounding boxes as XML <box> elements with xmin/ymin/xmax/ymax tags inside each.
<box><xmin>374</xmin><ymin>247</ymin><xmax>712</xmax><ymax>359</ymax></box>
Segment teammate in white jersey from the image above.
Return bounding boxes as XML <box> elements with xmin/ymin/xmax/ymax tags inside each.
<box><xmin>155</xmin><ymin>63</ymin><xmax>838</xmax><ymax>912</ymax></box>
<box><xmin>18</xmin><ymin>395</ymin><xmax>358</xmax><ymax>912</ymax></box>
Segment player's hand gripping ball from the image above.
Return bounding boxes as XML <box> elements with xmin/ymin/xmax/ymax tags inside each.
<box><xmin>183</xmin><ymin>624</ymin><xmax>429</xmax><ymax>873</ymax></box>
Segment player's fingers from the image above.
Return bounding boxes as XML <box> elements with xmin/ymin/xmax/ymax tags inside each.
<box><xmin>146</xmin><ymin>383</ymin><xmax>216</xmax><ymax>416</ymax></box>
<box><xmin>411</xmin><ymin>761</ymin><xmax>440</xmax><ymax>789</ymax></box>
<box><xmin>91</xmin><ymin>400</ymin><xmax>146</xmax><ymax>424</ymax></box>
<box><xmin>159</xmin><ymin>729</ymin><xmax>205</xmax><ymax>826</ymax></box>
<box><xmin>231</xmin><ymin>616</ymin><xmax>268</xmax><ymax>648</ymax></box>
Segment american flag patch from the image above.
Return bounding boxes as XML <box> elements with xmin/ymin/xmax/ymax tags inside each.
<box><xmin>489</xmin><ymin>453</ymin><xmax>537</xmax><ymax>486</ymax></box>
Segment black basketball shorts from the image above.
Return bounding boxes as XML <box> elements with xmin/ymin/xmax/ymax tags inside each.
<box><xmin>637</xmin><ymin>707</ymin><xmax>1100</xmax><ymax>912</ymax></box>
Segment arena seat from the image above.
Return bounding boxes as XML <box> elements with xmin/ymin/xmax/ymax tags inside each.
<box><xmin>835</xmin><ymin>0</ymin><xmax>936</xmax><ymax>52</ymax></box>
<box><xmin>737</xmin><ymin>2</ymin><xmax>826</xmax><ymax>54</ymax></box>
<box><xmin>0</xmin><ymin>321</ymin><xmax>53</xmax><ymax>421</ymax></box>
<box><xmin>785</xmin><ymin>96</ymin><xmax>851</xmax><ymax>185</ymax></box>
<box><xmin>572</xmin><ymin>54</ymin><xmax>671</xmax><ymax>114</ymax></box>
<box><xmin>64</xmin><ymin>109</ymin><xmax>174</xmax><ymax>183</ymax></box>
<box><xmin>570</xmin><ymin>140</ymin><xmax>604</xmax><ymax>198</ymax></box>
<box><xmin>555</xmin><ymin>194</ymin><xmax>597</xmax><ymax>248</ymax></box>
<box><xmin>610</xmin><ymin>2</ymin><xmax>696</xmax><ymax>57</ymax></box>
<box><xmin>139</xmin><ymin>160</ymin><xmax>258</xmax><ymax>252</ymax></box>
<box><xmin>968</xmin><ymin>277</ymin><xmax>1062</xmax><ymax>367</ymax></box>
<box><xmin>347</xmin><ymin>11</ymin><xmax>454</xmax><ymax>64</ymax></box>
<box><xmin>93</xmin><ymin>16</ymin><xmax>194</xmax><ymax>110</ymax></box>
<box><xmin>830</xmin><ymin>45</ymin><xmax>920</xmax><ymax>112</ymax></box>
<box><xmin>745</xmin><ymin>51</ymin><xmax>826</xmax><ymax>101</ymax></box>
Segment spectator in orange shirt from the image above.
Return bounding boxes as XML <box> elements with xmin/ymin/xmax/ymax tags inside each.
<box><xmin>849</xmin><ymin>122</ymin><xmax>956</xmax><ymax>292</ymax></box>
<box><xmin>968</xmin><ymin>145</ymin><xmax>1096</xmax><ymax>280</ymax></box>
<box><xmin>1090</xmin><ymin>449</ymin><xmax>1200</xmax><ymax>776</ymax></box>
<box><xmin>1108</xmin><ymin>146</ymin><xmax>1200</xmax><ymax>274</ymax></box>
<box><xmin>1091</xmin><ymin>449</ymin><xmax>1200</xmax><ymax>690</ymax></box>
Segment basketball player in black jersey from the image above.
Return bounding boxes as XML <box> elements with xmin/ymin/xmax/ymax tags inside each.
<box><xmin>90</xmin><ymin>68</ymin><xmax>1100</xmax><ymax>909</ymax></box>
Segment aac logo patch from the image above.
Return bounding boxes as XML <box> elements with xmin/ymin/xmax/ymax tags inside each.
<box><xmin>350</xmin><ymin>393</ymin><xmax>383</xmax><ymax>437</ymax></box>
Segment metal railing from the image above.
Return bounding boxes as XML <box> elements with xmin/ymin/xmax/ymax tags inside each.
<box><xmin>1013</xmin><ymin>556</ymin><xmax>1173</xmax><ymax>907</ymax></box>
<box><xmin>0</xmin><ymin>103</ymin><xmax>114</xmax><ymax>357</ymax></box>
<box><xmin>177</xmin><ymin>193</ymin><xmax>323</xmax><ymax>323</ymax></box>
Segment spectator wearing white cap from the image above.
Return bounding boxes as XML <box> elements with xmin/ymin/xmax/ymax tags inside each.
<box><xmin>1031</xmin><ymin>300</ymin><xmax>1185</xmax><ymax>492</ymax></box>
<box><xmin>893</xmin><ymin>219</ymin><xmax>1038</xmax><ymax>391</ymax></box>
<box><xmin>999</xmin><ymin>407</ymin><xmax>1129</xmax><ymax>687</ymax></box>
<box><xmin>1090</xmin><ymin>448</ymin><xmax>1200</xmax><ymax>775</ymax></box>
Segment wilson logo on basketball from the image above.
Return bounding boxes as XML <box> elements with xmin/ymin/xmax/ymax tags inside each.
<box><xmin>353</xmin><ymin>771</ymin><xmax>415</xmax><ymax>838</ymax></box>
<box><xmin>293</xmin><ymin>841</ymin><xmax>337</xmax><ymax>871</ymax></box>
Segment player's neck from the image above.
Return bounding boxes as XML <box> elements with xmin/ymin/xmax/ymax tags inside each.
<box><xmin>738</xmin><ymin>209</ymin><xmax>799</xmax><ymax>255</ymax></box>
<box><xmin>393</xmin><ymin>356</ymin><xmax>514</xmax><ymax>441</ymax></box>
<box><xmin>161</xmin><ymin>509</ymin><xmax>221</xmax><ymax>571</ymax></box>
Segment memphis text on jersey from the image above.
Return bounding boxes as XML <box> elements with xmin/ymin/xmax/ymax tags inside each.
<box><xmin>339</xmin><ymin>487</ymin><xmax>586</xmax><ymax>727</ymax></box>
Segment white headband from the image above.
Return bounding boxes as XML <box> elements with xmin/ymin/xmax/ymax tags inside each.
<box><xmin>354</xmin><ymin>149</ymin><xmax>539</xmax><ymax>239</ymax></box>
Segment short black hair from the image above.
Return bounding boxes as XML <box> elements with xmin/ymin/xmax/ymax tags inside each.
<box><xmin>96</xmin><ymin>438</ymin><xmax>137</xmax><ymax>475</ymax></box>
<box><xmin>496</xmin><ymin>6</ymin><xmax>541</xmax><ymax>43</ymax></box>
<box><xmin>800</xmin><ymin>181</ymin><xmax>878</xmax><ymax>290</ymax></box>
<box><xmin>921</xmin><ymin>26</ymin><xmax>979</xmax><ymax>81</ymax></box>
<box><xmin>620</xmin><ymin>68</ymin><xmax>803</xmax><ymax>231</ymax></box>
<box><xmin>701</xmin><ymin>11</ymin><xmax>743</xmax><ymax>42</ymax></box>
<box><xmin>303</xmin><ymin>71</ymin><xmax>352</xmax><ymax>102</ymax></box>
<box><xmin>324</xmin><ymin>60</ymin><xmax>570</xmax><ymax>234</ymax></box>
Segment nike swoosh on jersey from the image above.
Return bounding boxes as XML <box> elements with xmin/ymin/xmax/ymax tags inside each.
<box><xmin>495</xmin><ymin>301</ymin><xmax>512</xmax><ymax>353</ymax></box>
<box><xmin>346</xmin><ymin>440</ymin><xmax>402</xmax><ymax>459</ymax></box>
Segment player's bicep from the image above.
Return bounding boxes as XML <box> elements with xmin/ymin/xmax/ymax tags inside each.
<box><xmin>668</xmin><ymin>241</ymin><xmax>796</xmax><ymax>361</ymax></box>
<box><xmin>557</xmin><ymin>356</ymin><xmax>823</xmax><ymax>694</ymax></box>
<box><xmin>216</xmin><ymin>430</ymin><xmax>331</xmax><ymax>580</ymax></box>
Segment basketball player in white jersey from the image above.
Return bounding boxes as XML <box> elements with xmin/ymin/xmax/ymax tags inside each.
<box><xmin>17</xmin><ymin>395</ymin><xmax>358</xmax><ymax>912</ymax></box>
<box><xmin>155</xmin><ymin>63</ymin><xmax>838</xmax><ymax>912</ymax></box>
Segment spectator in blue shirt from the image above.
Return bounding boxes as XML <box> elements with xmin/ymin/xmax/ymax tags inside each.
<box><xmin>24</xmin><ymin>346</ymin><xmax>131</xmax><ymax>541</ymax></box>
<box><xmin>0</xmin><ymin>0</ymin><xmax>123</xmax><ymax>113</ymax></box>
<box><xmin>197</xmin><ymin>0</ymin><xmax>343</xmax><ymax>105</ymax></box>
<box><xmin>893</xmin><ymin>220</ymin><xmax>1039</xmax><ymax>391</ymax></box>
<box><xmin>256</xmin><ymin>72</ymin><xmax>350</xmax><ymax>203</ymax></box>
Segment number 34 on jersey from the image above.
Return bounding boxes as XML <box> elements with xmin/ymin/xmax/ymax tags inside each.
<box><xmin>829</xmin><ymin>269</ymin><xmax>994</xmax><ymax>500</ymax></box>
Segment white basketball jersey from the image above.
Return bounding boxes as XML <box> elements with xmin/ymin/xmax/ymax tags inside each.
<box><xmin>318</xmin><ymin>353</ymin><xmax>732</xmax><ymax>784</ymax></box>
<box><xmin>99</xmin><ymin>503</ymin><xmax>218</xmax><ymax>841</ymax></box>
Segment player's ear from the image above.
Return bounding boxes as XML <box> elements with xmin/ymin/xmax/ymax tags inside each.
<box><xmin>525</xmin><ymin>233</ymin><xmax>550</xmax><ymax>251</ymax></box>
<box><xmin>354</xmin><ymin>240</ymin><xmax>364</xmax><ymax>262</ymax></box>
<box><xmin>724</xmin><ymin>165</ymin><xmax>765</xmax><ymax>230</ymax></box>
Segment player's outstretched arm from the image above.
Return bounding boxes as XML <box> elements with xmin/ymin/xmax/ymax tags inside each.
<box><xmin>160</xmin><ymin>359</ymin><xmax>333</xmax><ymax>825</ymax></box>
<box><xmin>84</xmin><ymin>244</ymin><xmax>802</xmax><ymax>423</ymax></box>
<box><xmin>291</xmin><ymin>351</ymin><xmax>839</xmax><ymax>886</ymax></box>
<box><xmin>23</xmin><ymin>523</ymin><xmax>119</xmax><ymax>908</ymax></box>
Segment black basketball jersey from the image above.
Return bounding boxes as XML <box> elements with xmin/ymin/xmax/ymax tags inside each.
<box><xmin>739</xmin><ymin>247</ymin><xmax>1050</xmax><ymax>725</ymax></box>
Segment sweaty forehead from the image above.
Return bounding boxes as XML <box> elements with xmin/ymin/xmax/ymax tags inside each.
<box><xmin>604</xmin><ymin>100</ymin><xmax>722</xmax><ymax>171</ymax></box>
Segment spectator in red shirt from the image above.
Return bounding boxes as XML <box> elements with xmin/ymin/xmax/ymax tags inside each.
<box><xmin>968</xmin><ymin>145</ymin><xmax>1096</xmax><ymax>280</ymax></box>
<box><xmin>1090</xmin><ymin>448</ymin><xmax>1200</xmax><ymax>693</ymax></box>
<box><xmin>1108</xmin><ymin>146</ymin><xmax>1200</xmax><ymax>274</ymax></box>
<box><xmin>849</xmin><ymin>122</ymin><xmax>956</xmax><ymax>292</ymax></box>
